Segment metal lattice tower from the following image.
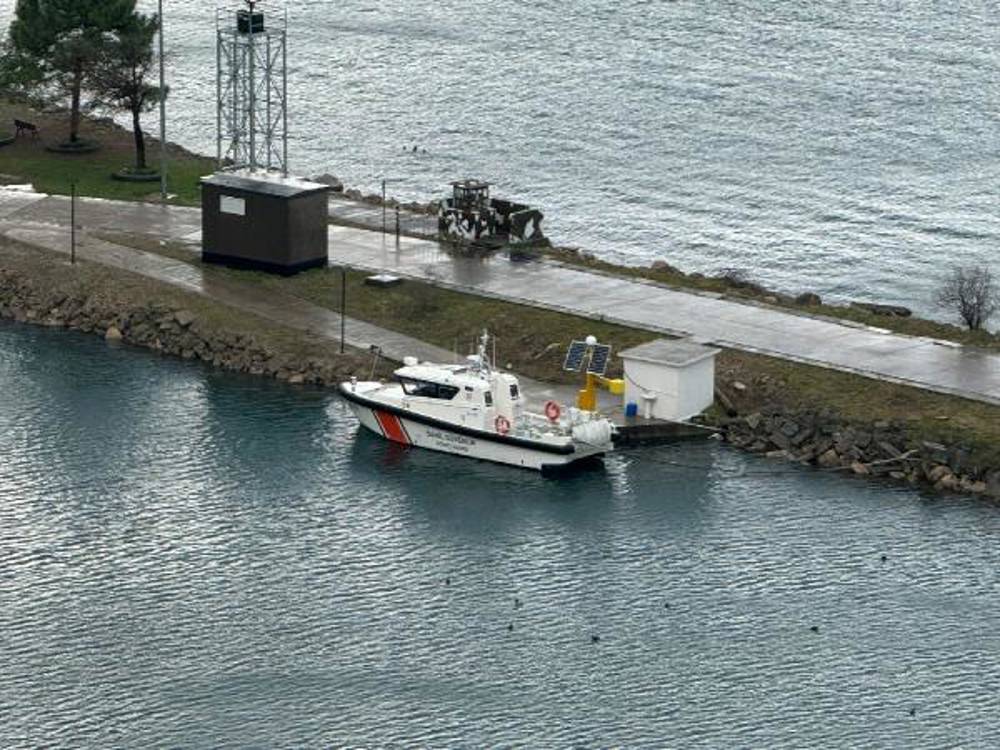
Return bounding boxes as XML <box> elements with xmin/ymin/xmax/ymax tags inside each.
<box><xmin>216</xmin><ymin>1</ymin><xmax>288</xmax><ymax>174</ymax></box>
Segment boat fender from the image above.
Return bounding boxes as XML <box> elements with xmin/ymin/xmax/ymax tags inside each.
<box><xmin>572</xmin><ymin>420</ymin><xmax>613</xmax><ymax>446</ymax></box>
<box><xmin>544</xmin><ymin>400</ymin><xmax>561</xmax><ymax>422</ymax></box>
<box><xmin>495</xmin><ymin>415</ymin><xmax>511</xmax><ymax>436</ymax></box>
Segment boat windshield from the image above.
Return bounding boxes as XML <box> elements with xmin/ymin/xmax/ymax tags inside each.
<box><xmin>399</xmin><ymin>378</ymin><xmax>459</xmax><ymax>401</ymax></box>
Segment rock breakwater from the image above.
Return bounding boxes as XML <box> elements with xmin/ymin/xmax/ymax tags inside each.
<box><xmin>0</xmin><ymin>266</ymin><xmax>371</xmax><ymax>387</ymax></box>
<box><xmin>716</xmin><ymin>407</ymin><xmax>1000</xmax><ymax>500</ymax></box>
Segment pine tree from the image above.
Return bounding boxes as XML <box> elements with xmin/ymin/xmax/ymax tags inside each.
<box><xmin>91</xmin><ymin>13</ymin><xmax>163</xmax><ymax>171</ymax></box>
<box><xmin>7</xmin><ymin>0</ymin><xmax>137</xmax><ymax>144</ymax></box>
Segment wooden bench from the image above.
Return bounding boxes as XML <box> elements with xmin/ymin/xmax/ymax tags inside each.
<box><xmin>14</xmin><ymin>119</ymin><xmax>39</xmax><ymax>138</ymax></box>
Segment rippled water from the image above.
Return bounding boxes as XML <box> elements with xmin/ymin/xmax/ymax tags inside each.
<box><xmin>5</xmin><ymin>1</ymin><xmax>998</xmax><ymax>314</ymax></box>
<box><xmin>2</xmin><ymin>320</ymin><xmax>999</xmax><ymax>747</ymax></box>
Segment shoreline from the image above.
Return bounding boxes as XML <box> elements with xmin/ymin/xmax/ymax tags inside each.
<box><xmin>1</xmin><ymin>234</ymin><xmax>997</xmax><ymax>502</ymax></box>
<box><xmin>2</xmin><ymin>96</ymin><xmax>996</xmax><ymax>347</ymax></box>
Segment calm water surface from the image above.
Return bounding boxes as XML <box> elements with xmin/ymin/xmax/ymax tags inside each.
<box><xmin>1</xmin><ymin>321</ymin><xmax>998</xmax><ymax>747</ymax></box>
<box><xmin>5</xmin><ymin>1</ymin><xmax>991</xmax><ymax>315</ymax></box>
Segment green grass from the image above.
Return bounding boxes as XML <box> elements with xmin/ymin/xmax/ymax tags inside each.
<box><xmin>0</xmin><ymin>98</ymin><xmax>214</xmax><ymax>205</ymax></box>
<box><xmin>93</xmin><ymin>232</ymin><xmax>659</xmax><ymax>384</ymax></box>
<box><xmin>0</xmin><ymin>144</ymin><xmax>212</xmax><ymax>204</ymax></box>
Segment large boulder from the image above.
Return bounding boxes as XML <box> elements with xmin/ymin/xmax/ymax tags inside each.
<box><xmin>850</xmin><ymin>301</ymin><xmax>912</xmax><ymax>317</ymax></box>
<box><xmin>313</xmin><ymin>173</ymin><xmax>344</xmax><ymax>192</ymax></box>
<box><xmin>651</xmin><ymin>259</ymin><xmax>680</xmax><ymax>274</ymax></box>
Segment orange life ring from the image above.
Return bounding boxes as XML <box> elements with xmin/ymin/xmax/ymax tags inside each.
<box><xmin>544</xmin><ymin>400</ymin><xmax>561</xmax><ymax>422</ymax></box>
<box><xmin>495</xmin><ymin>415</ymin><xmax>511</xmax><ymax>436</ymax></box>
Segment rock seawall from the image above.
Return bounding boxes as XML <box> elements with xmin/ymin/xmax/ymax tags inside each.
<box><xmin>0</xmin><ymin>267</ymin><xmax>369</xmax><ymax>387</ymax></box>
<box><xmin>715</xmin><ymin>407</ymin><xmax>1000</xmax><ymax>500</ymax></box>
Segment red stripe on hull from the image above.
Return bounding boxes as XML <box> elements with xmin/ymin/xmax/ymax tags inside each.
<box><xmin>374</xmin><ymin>410</ymin><xmax>410</xmax><ymax>445</ymax></box>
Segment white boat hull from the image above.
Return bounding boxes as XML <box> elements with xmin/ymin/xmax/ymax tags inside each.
<box><xmin>342</xmin><ymin>393</ymin><xmax>606</xmax><ymax>472</ymax></box>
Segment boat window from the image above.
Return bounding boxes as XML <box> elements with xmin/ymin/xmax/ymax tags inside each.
<box><xmin>509</xmin><ymin>384</ymin><xmax>519</xmax><ymax>399</ymax></box>
<box><xmin>484</xmin><ymin>390</ymin><xmax>493</xmax><ymax>406</ymax></box>
<box><xmin>399</xmin><ymin>378</ymin><xmax>458</xmax><ymax>400</ymax></box>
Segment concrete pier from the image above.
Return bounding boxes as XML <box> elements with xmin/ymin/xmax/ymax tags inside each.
<box><xmin>2</xmin><ymin>188</ymin><xmax>999</xmax><ymax>407</ymax></box>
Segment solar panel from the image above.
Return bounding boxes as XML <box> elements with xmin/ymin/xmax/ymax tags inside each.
<box><xmin>563</xmin><ymin>340</ymin><xmax>588</xmax><ymax>371</ymax></box>
<box><xmin>587</xmin><ymin>344</ymin><xmax>612</xmax><ymax>376</ymax></box>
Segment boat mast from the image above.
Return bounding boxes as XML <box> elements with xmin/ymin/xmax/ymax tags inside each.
<box><xmin>477</xmin><ymin>330</ymin><xmax>492</xmax><ymax>377</ymax></box>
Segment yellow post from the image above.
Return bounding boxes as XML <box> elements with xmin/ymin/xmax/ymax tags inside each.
<box><xmin>577</xmin><ymin>372</ymin><xmax>598</xmax><ymax>411</ymax></box>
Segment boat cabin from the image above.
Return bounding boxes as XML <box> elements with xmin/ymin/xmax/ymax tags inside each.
<box><xmin>392</xmin><ymin>363</ymin><xmax>523</xmax><ymax>424</ymax></box>
<box><xmin>451</xmin><ymin>180</ymin><xmax>491</xmax><ymax>211</ymax></box>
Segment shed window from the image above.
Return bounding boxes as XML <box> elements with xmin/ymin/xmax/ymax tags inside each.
<box><xmin>509</xmin><ymin>384</ymin><xmax>520</xmax><ymax>399</ymax></box>
<box><xmin>484</xmin><ymin>390</ymin><xmax>493</xmax><ymax>406</ymax></box>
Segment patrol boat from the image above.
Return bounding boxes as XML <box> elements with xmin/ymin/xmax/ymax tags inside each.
<box><xmin>339</xmin><ymin>333</ymin><xmax>615</xmax><ymax>472</ymax></box>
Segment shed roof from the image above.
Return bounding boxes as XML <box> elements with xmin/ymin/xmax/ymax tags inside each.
<box><xmin>619</xmin><ymin>338</ymin><xmax>721</xmax><ymax>368</ymax></box>
<box><xmin>201</xmin><ymin>170</ymin><xmax>330</xmax><ymax>198</ymax></box>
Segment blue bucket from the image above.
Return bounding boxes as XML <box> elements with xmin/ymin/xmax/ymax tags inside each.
<box><xmin>625</xmin><ymin>402</ymin><xmax>638</xmax><ymax>417</ymax></box>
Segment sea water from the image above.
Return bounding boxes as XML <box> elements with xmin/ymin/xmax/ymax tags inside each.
<box><xmin>3</xmin><ymin>1</ymin><xmax>997</xmax><ymax>315</ymax></box>
<box><xmin>2</xmin><ymin>321</ymin><xmax>998</xmax><ymax>747</ymax></box>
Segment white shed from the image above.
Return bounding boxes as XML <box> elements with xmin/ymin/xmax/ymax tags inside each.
<box><xmin>619</xmin><ymin>338</ymin><xmax>721</xmax><ymax>422</ymax></box>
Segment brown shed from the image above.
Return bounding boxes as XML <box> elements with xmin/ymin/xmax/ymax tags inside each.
<box><xmin>201</xmin><ymin>171</ymin><xmax>330</xmax><ymax>275</ymax></box>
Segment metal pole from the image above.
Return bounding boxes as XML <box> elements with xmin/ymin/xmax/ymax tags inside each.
<box><xmin>381</xmin><ymin>178</ymin><xmax>386</xmax><ymax>234</ymax></box>
<box><xmin>216</xmin><ymin>20</ymin><xmax>222</xmax><ymax>167</ymax></box>
<box><xmin>158</xmin><ymin>0</ymin><xmax>167</xmax><ymax>199</ymax></box>
<box><xmin>248</xmin><ymin>14</ymin><xmax>255</xmax><ymax>170</ymax></box>
<box><xmin>340</xmin><ymin>267</ymin><xmax>346</xmax><ymax>354</ymax></box>
<box><xmin>232</xmin><ymin>31</ymin><xmax>239</xmax><ymax>166</ymax></box>
<box><xmin>395</xmin><ymin>205</ymin><xmax>400</xmax><ymax>245</ymax></box>
<box><xmin>282</xmin><ymin>12</ymin><xmax>288</xmax><ymax>176</ymax></box>
<box><xmin>265</xmin><ymin>32</ymin><xmax>271</xmax><ymax>170</ymax></box>
<box><xmin>70</xmin><ymin>182</ymin><xmax>76</xmax><ymax>265</ymax></box>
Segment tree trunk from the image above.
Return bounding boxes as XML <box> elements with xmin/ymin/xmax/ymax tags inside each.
<box><xmin>132</xmin><ymin>106</ymin><xmax>146</xmax><ymax>170</ymax></box>
<box><xmin>69</xmin><ymin>63</ymin><xmax>83</xmax><ymax>143</ymax></box>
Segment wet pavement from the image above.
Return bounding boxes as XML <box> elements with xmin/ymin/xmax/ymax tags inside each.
<box><xmin>2</xmin><ymin>188</ymin><xmax>999</xmax><ymax>406</ymax></box>
<box><xmin>328</xmin><ymin>196</ymin><xmax>438</xmax><ymax>238</ymax></box>
<box><xmin>0</xmin><ymin>192</ymin><xmax>576</xmax><ymax>409</ymax></box>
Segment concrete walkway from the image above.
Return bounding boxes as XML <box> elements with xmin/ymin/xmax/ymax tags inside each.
<box><xmin>0</xmin><ymin>191</ymin><xmax>578</xmax><ymax>408</ymax></box>
<box><xmin>2</xmin><ymin>188</ymin><xmax>999</xmax><ymax>406</ymax></box>
<box><xmin>328</xmin><ymin>196</ymin><xmax>438</xmax><ymax>238</ymax></box>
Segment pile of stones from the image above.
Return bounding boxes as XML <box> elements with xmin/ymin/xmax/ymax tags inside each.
<box><xmin>0</xmin><ymin>269</ymin><xmax>365</xmax><ymax>387</ymax></box>
<box><xmin>719</xmin><ymin>407</ymin><xmax>1000</xmax><ymax>499</ymax></box>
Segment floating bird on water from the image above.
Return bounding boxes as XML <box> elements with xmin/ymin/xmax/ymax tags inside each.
<box><xmin>514</xmin><ymin>597</ymin><xmax>522</xmax><ymax>609</ymax></box>
<box><xmin>591</xmin><ymin>635</ymin><xmax>601</xmax><ymax>643</ymax></box>
<box><xmin>445</xmin><ymin>577</ymin><xmax>450</xmax><ymax>586</ymax></box>
<box><xmin>810</xmin><ymin>625</ymin><xmax>820</xmax><ymax>633</ymax></box>
<box><xmin>507</xmin><ymin>623</ymin><xmax>514</xmax><ymax>632</ymax></box>
<box><xmin>881</xmin><ymin>554</ymin><xmax>888</xmax><ymax>563</ymax></box>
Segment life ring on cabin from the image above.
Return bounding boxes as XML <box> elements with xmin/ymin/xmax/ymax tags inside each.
<box><xmin>544</xmin><ymin>400</ymin><xmax>561</xmax><ymax>422</ymax></box>
<box><xmin>495</xmin><ymin>415</ymin><xmax>511</xmax><ymax>436</ymax></box>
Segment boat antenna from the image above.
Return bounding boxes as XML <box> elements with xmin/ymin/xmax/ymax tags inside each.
<box><xmin>477</xmin><ymin>329</ymin><xmax>492</xmax><ymax>376</ymax></box>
